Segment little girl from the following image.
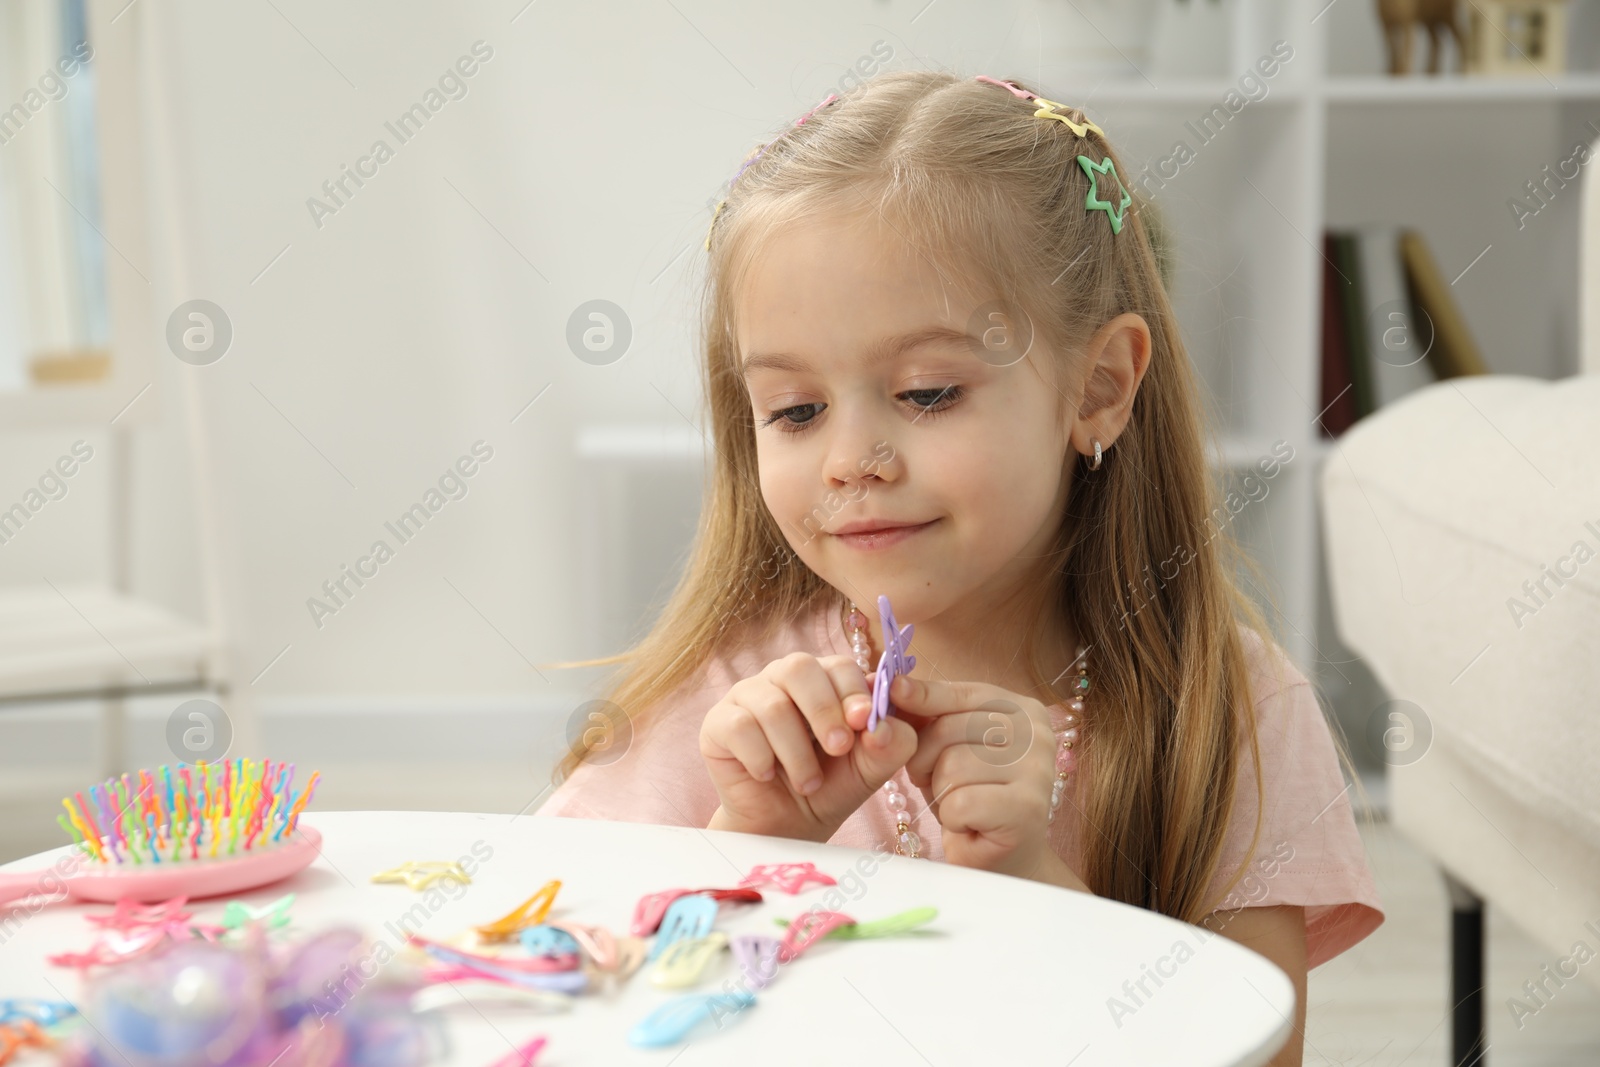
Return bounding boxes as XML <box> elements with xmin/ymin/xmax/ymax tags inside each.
<box><xmin>538</xmin><ymin>70</ymin><xmax>1382</xmax><ymax>1057</ymax></box>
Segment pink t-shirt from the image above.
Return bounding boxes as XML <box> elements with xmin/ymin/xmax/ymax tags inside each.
<box><xmin>537</xmin><ymin>599</ymin><xmax>1384</xmax><ymax>969</ymax></box>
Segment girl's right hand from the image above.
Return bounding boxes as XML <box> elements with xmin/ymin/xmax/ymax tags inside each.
<box><xmin>700</xmin><ymin>652</ymin><xmax>916</xmax><ymax>843</ymax></box>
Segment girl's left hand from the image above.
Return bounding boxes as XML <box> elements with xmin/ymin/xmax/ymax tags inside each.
<box><xmin>876</xmin><ymin>673</ymin><xmax>1060</xmax><ymax>879</ymax></box>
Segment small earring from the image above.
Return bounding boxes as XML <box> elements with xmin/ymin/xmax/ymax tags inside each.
<box><xmin>1088</xmin><ymin>438</ymin><xmax>1103</xmax><ymax>471</ymax></box>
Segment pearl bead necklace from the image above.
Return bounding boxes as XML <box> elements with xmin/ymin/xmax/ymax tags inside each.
<box><xmin>844</xmin><ymin>600</ymin><xmax>1087</xmax><ymax>859</ymax></box>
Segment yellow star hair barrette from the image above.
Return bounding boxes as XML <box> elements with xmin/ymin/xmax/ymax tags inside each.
<box><xmin>1031</xmin><ymin>96</ymin><xmax>1105</xmax><ymax>139</ymax></box>
<box><xmin>371</xmin><ymin>860</ymin><xmax>472</xmax><ymax>892</ymax></box>
<box><xmin>1077</xmin><ymin>154</ymin><xmax>1132</xmax><ymax>236</ymax></box>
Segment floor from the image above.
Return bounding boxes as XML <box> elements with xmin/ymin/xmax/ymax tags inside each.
<box><xmin>4</xmin><ymin>762</ymin><xmax>1598</xmax><ymax>1064</ymax></box>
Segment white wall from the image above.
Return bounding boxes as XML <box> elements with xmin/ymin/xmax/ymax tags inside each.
<box><xmin>3</xmin><ymin>0</ymin><xmax>1190</xmax><ymax>734</ymax></box>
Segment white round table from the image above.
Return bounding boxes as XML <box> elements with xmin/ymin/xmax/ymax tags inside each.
<box><xmin>0</xmin><ymin>810</ymin><xmax>1294</xmax><ymax>1065</ymax></box>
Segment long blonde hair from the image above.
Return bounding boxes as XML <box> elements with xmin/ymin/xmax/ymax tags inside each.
<box><xmin>547</xmin><ymin>70</ymin><xmax>1342</xmax><ymax>925</ymax></box>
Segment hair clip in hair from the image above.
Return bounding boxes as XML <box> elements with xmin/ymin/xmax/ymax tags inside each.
<box><xmin>869</xmin><ymin>594</ymin><xmax>916</xmax><ymax>733</ymax></box>
<box><xmin>473</xmin><ymin>879</ymin><xmax>561</xmax><ymax>943</ymax></box>
<box><xmin>648</xmin><ymin>893</ymin><xmax>718</xmax><ymax>961</ymax></box>
<box><xmin>650</xmin><ymin>931</ymin><xmax>729</xmax><ymax>988</ymax></box>
<box><xmin>1076</xmin><ymin>154</ymin><xmax>1131</xmax><ymax>235</ymax></box>
<box><xmin>628</xmin><ymin>991</ymin><xmax>756</xmax><ymax>1048</ymax></box>
<box><xmin>974</xmin><ymin>74</ymin><xmax>1105</xmax><ymax>138</ymax></box>
<box><xmin>775</xmin><ymin>909</ymin><xmax>856</xmax><ymax>963</ymax></box>
<box><xmin>729</xmin><ymin>933</ymin><xmax>783</xmax><ymax>989</ymax></box>
<box><xmin>736</xmin><ymin>862</ymin><xmax>836</xmax><ymax>895</ymax></box>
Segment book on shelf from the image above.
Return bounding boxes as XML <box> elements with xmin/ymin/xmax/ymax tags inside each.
<box><xmin>1318</xmin><ymin>226</ymin><xmax>1486</xmax><ymax>438</ymax></box>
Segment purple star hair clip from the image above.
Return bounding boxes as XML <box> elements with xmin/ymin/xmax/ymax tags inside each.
<box><xmin>866</xmin><ymin>595</ymin><xmax>916</xmax><ymax>733</ymax></box>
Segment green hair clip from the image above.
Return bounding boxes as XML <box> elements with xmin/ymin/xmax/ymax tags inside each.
<box><xmin>1077</xmin><ymin>154</ymin><xmax>1132</xmax><ymax>236</ymax></box>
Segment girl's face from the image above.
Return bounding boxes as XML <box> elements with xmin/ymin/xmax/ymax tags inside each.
<box><xmin>735</xmin><ymin>210</ymin><xmax>1078</xmax><ymax>630</ymax></box>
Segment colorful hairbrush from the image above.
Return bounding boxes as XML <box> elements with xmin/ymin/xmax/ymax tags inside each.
<box><xmin>867</xmin><ymin>594</ymin><xmax>916</xmax><ymax>732</ymax></box>
<box><xmin>0</xmin><ymin>759</ymin><xmax>321</xmax><ymax>908</ymax></box>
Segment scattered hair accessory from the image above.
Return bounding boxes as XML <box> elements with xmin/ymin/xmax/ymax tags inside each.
<box><xmin>647</xmin><ymin>893</ymin><xmax>718</xmax><ymax>961</ymax></box>
<box><xmin>485</xmin><ymin>1034</ymin><xmax>548</xmax><ymax>1067</ymax></box>
<box><xmin>1077</xmin><ymin>154</ymin><xmax>1132</xmax><ymax>235</ymax></box>
<box><xmin>729</xmin><ymin>933</ymin><xmax>783</xmax><ymax>990</ymax></box>
<box><xmin>221</xmin><ymin>892</ymin><xmax>295</xmax><ymax>930</ymax></box>
<box><xmin>868</xmin><ymin>594</ymin><xmax>916</xmax><ymax>733</ymax></box>
<box><xmin>519</xmin><ymin>923</ymin><xmax>581</xmax><ymax>958</ymax></box>
<box><xmin>774</xmin><ymin>909</ymin><xmax>856</xmax><ymax>963</ymax></box>
<box><xmin>473</xmin><ymin>879</ymin><xmax>561</xmax><ymax>943</ymax></box>
<box><xmin>735</xmin><ymin>862</ymin><xmax>835</xmax><ymax>895</ymax></box>
<box><xmin>372</xmin><ymin>860</ymin><xmax>471</xmax><ymax>892</ymax></box>
<box><xmin>628</xmin><ymin>991</ymin><xmax>756</xmax><ymax>1049</ymax></box>
<box><xmin>773</xmin><ymin>905</ymin><xmax>939</xmax><ymax>941</ymax></box>
<box><xmin>649</xmin><ymin>931</ymin><xmax>729</xmax><ymax>988</ymax></box>
<box><xmin>631</xmin><ymin>886</ymin><xmax>762</xmax><ymax>936</ymax></box>
<box><xmin>410</xmin><ymin>978</ymin><xmax>572</xmax><ymax>1014</ymax></box>
<box><xmin>407</xmin><ymin>935</ymin><xmax>588</xmax><ymax>994</ymax></box>
<box><xmin>0</xmin><ymin>1017</ymin><xmax>53</xmax><ymax>1062</ymax></box>
<box><xmin>0</xmin><ymin>1000</ymin><xmax>76</xmax><ymax>1029</ymax></box>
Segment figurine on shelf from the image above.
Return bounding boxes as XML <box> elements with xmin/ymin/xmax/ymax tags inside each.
<box><xmin>1463</xmin><ymin>0</ymin><xmax>1571</xmax><ymax>77</ymax></box>
<box><xmin>1376</xmin><ymin>0</ymin><xmax>1467</xmax><ymax>75</ymax></box>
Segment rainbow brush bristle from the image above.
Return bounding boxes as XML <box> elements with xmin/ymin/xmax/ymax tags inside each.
<box><xmin>0</xmin><ymin>759</ymin><xmax>326</xmax><ymax>907</ymax></box>
<box><xmin>57</xmin><ymin>758</ymin><xmax>320</xmax><ymax>866</ymax></box>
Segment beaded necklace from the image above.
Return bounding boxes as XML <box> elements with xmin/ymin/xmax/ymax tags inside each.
<box><xmin>843</xmin><ymin>600</ymin><xmax>1087</xmax><ymax>859</ymax></box>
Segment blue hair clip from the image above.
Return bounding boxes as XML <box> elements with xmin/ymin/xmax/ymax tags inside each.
<box><xmin>866</xmin><ymin>595</ymin><xmax>916</xmax><ymax>733</ymax></box>
<box><xmin>628</xmin><ymin>991</ymin><xmax>756</xmax><ymax>1048</ymax></box>
<box><xmin>519</xmin><ymin>923</ymin><xmax>581</xmax><ymax>957</ymax></box>
<box><xmin>0</xmin><ymin>998</ymin><xmax>77</xmax><ymax>1027</ymax></box>
<box><xmin>648</xmin><ymin>893</ymin><xmax>717</xmax><ymax>961</ymax></box>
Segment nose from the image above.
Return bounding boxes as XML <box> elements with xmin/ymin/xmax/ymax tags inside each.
<box><xmin>823</xmin><ymin>412</ymin><xmax>897</xmax><ymax>494</ymax></box>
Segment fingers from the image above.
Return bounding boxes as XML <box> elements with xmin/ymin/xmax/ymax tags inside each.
<box><xmin>850</xmin><ymin>713</ymin><xmax>917</xmax><ymax>792</ymax></box>
<box><xmin>737</xmin><ymin>679</ymin><xmax>828</xmax><ymax>794</ymax></box>
<box><xmin>903</xmin><ymin>705</ymin><xmax>1047</xmax><ymax>790</ymax></box>
<box><xmin>886</xmin><ymin>674</ymin><xmax>989</xmax><ymax>719</ymax></box>
<box><xmin>935</xmin><ymin>782</ymin><xmax>1047</xmax><ymax>842</ymax></box>
<box><xmin>771</xmin><ymin>653</ymin><xmax>861</xmax><ymax>758</ymax></box>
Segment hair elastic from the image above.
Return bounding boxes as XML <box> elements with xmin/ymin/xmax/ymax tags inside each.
<box><xmin>705</xmin><ymin>91</ymin><xmax>842</xmax><ymax>251</ymax></box>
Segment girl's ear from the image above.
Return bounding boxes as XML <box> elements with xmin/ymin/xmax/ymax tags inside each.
<box><xmin>1073</xmin><ymin>312</ymin><xmax>1151</xmax><ymax>452</ymax></box>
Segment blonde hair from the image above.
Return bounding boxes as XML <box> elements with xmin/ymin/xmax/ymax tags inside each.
<box><xmin>546</xmin><ymin>70</ymin><xmax>1360</xmax><ymax>925</ymax></box>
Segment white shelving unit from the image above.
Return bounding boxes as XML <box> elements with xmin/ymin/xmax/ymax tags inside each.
<box><xmin>1046</xmin><ymin>0</ymin><xmax>1599</xmax><ymax>756</ymax></box>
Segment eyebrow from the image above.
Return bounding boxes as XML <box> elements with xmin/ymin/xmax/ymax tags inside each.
<box><xmin>739</xmin><ymin>325</ymin><xmax>977</xmax><ymax>380</ymax></box>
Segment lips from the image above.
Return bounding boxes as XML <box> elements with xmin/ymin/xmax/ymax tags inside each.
<box><xmin>830</xmin><ymin>519</ymin><xmax>933</xmax><ymax>536</ymax></box>
<box><xmin>830</xmin><ymin>518</ymin><xmax>938</xmax><ymax>550</ymax></box>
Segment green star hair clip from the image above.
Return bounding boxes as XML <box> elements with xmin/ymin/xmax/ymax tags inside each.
<box><xmin>1077</xmin><ymin>154</ymin><xmax>1131</xmax><ymax>236</ymax></box>
<box><xmin>221</xmin><ymin>892</ymin><xmax>295</xmax><ymax>930</ymax></box>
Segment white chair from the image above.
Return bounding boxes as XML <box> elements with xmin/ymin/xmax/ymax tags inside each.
<box><xmin>1320</xmin><ymin>372</ymin><xmax>1600</xmax><ymax>1064</ymax></box>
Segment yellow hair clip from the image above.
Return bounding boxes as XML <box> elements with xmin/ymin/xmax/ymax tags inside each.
<box><xmin>370</xmin><ymin>860</ymin><xmax>471</xmax><ymax>892</ymax></box>
<box><xmin>1030</xmin><ymin>97</ymin><xmax>1104</xmax><ymax>139</ymax></box>
<box><xmin>649</xmin><ymin>931</ymin><xmax>729</xmax><ymax>989</ymax></box>
<box><xmin>704</xmin><ymin>199</ymin><xmax>727</xmax><ymax>252</ymax></box>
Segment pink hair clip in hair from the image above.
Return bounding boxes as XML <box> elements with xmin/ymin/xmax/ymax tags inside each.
<box><xmin>974</xmin><ymin>74</ymin><xmax>1105</xmax><ymax>139</ymax></box>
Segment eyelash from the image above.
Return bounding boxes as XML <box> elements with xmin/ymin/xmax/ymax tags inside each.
<box><xmin>758</xmin><ymin>386</ymin><xmax>965</xmax><ymax>435</ymax></box>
